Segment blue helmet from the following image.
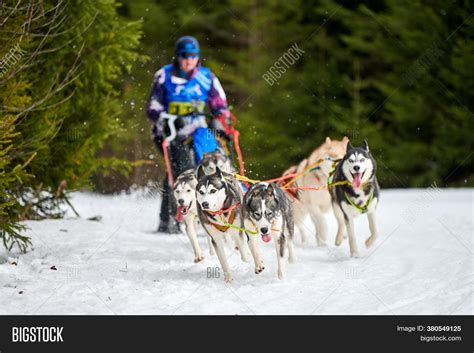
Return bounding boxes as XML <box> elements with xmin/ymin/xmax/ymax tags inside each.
<box><xmin>175</xmin><ymin>36</ymin><xmax>200</xmax><ymax>55</ymax></box>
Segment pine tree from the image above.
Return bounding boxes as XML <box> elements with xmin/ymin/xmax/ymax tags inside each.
<box><xmin>91</xmin><ymin>0</ymin><xmax>473</xmax><ymax>189</ymax></box>
<box><xmin>0</xmin><ymin>0</ymin><xmax>146</xmax><ymax>251</ymax></box>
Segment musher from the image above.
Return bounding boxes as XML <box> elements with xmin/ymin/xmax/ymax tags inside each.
<box><xmin>146</xmin><ymin>36</ymin><xmax>232</xmax><ymax>233</ymax></box>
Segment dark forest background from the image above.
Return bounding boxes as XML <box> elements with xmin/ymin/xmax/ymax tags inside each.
<box><xmin>1</xmin><ymin>0</ymin><xmax>473</xmax><ymax>250</ymax></box>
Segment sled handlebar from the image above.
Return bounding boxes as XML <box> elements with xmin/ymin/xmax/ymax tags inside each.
<box><xmin>160</xmin><ymin>113</ymin><xmax>179</xmax><ymax>142</ymax></box>
<box><xmin>160</xmin><ymin>111</ymin><xmax>206</xmax><ymax>187</ymax></box>
<box><xmin>160</xmin><ymin>111</ymin><xmax>213</xmax><ymax>142</ymax></box>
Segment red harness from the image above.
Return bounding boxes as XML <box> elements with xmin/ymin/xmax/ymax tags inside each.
<box><xmin>205</xmin><ymin>202</ymin><xmax>240</xmax><ymax>232</ymax></box>
<box><xmin>206</xmin><ymin>201</ymin><xmax>240</xmax><ymax>216</ymax></box>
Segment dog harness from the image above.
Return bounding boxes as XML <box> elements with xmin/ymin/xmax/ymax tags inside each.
<box><xmin>344</xmin><ymin>191</ymin><xmax>374</xmax><ymax>213</ymax></box>
<box><xmin>205</xmin><ymin>202</ymin><xmax>240</xmax><ymax>232</ymax></box>
<box><xmin>205</xmin><ymin>202</ymin><xmax>265</xmax><ymax>235</ymax></box>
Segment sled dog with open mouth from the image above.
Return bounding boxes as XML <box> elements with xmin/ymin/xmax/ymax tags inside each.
<box><xmin>195</xmin><ymin>166</ymin><xmax>249</xmax><ymax>282</ymax></box>
<box><xmin>330</xmin><ymin>140</ymin><xmax>380</xmax><ymax>258</ymax></box>
<box><xmin>242</xmin><ymin>182</ymin><xmax>296</xmax><ymax>279</ymax></box>
<box><xmin>173</xmin><ymin>169</ymin><xmax>215</xmax><ymax>263</ymax></box>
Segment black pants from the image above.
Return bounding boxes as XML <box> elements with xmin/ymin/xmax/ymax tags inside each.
<box><xmin>154</xmin><ymin>136</ymin><xmax>195</xmax><ymax>224</ymax></box>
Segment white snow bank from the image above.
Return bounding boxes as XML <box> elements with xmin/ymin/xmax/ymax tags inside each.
<box><xmin>0</xmin><ymin>188</ymin><xmax>472</xmax><ymax>315</ymax></box>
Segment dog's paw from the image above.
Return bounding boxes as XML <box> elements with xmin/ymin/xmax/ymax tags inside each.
<box><xmin>350</xmin><ymin>251</ymin><xmax>360</xmax><ymax>259</ymax></box>
<box><xmin>365</xmin><ymin>235</ymin><xmax>377</xmax><ymax>248</ymax></box>
<box><xmin>335</xmin><ymin>237</ymin><xmax>343</xmax><ymax>246</ymax></box>
<box><xmin>277</xmin><ymin>270</ymin><xmax>284</xmax><ymax>280</ymax></box>
<box><xmin>288</xmin><ymin>255</ymin><xmax>296</xmax><ymax>264</ymax></box>
<box><xmin>194</xmin><ymin>255</ymin><xmax>204</xmax><ymax>263</ymax></box>
<box><xmin>315</xmin><ymin>235</ymin><xmax>325</xmax><ymax>247</ymax></box>
<box><xmin>224</xmin><ymin>272</ymin><xmax>233</xmax><ymax>283</ymax></box>
<box><xmin>255</xmin><ymin>263</ymin><xmax>265</xmax><ymax>274</ymax></box>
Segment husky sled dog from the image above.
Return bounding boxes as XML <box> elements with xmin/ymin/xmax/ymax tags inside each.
<box><xmin>200</xmin><ymin>149</ymin><xmax>233</xmax><ymax>175</ymax></box>
<box><xmin>330</xmin><ymin>140</ymin><xmax>380</xmax><ymax>258</ymax></box>
<box><xmin>173</xmin><ymin>169</ymin><xmax>214</xmax><ymax>262</ymax></box>
<box><xmin>281</xmin><ymin>137</ymin><xmax>348</xmax><ymax>246</ymax></box>
<box><xmin>242</xmin><ymin>182</ymin><xmax>296</xmax><ymax>279</ymax></box>
<box><xmin>195</xmin><ymin>165</ymin><xmax>248</xmax><ymax>282</ymax></box>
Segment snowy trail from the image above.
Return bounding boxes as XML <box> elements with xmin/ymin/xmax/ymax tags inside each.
<box><xmin>0</xmin><ymin>189</ymin><xmax>472</xmax><ymax>315</ymax></box>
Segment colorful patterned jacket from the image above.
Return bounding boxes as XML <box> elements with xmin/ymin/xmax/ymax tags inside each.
<box><xmin>147</xmin><ymin>63</ymin><xmax>229</xmax><ymax>138</ymax></box>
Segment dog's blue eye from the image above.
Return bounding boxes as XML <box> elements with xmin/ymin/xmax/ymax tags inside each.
<box><xmin>210</xmin><ymin>189</ymin><xmax>217</xmax><ymax>194</ymax></box>
<box><xmin>349</xmin><ymin>159</ymin><xmax>354</xmax><ymax>163</ymax></box>
<box><xmin>360</xmin><ymin>158</ymin><xmax>365</xmax><ymax>162</ymax></box>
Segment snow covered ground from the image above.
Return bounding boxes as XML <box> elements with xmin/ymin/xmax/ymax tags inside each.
<box><xmin>0</xmin><ymin>188</ymin><xmax>472</xmax><ymax>315</ymax></box>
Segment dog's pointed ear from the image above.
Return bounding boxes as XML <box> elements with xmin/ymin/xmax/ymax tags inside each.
<box><xmin>245</xmin><ymin>186</ymin><xmax>253</xmax><ymax>209</ymax></box>
<box><xmin>346</xmin><ymin>140</ymin><xmax>354</xmax><ymax>152</ymax></box>
<box><xmin>267</xmin><ymin>183</ymin><xmax>281</xmax><ymax>205</ymax></box>
<box><xmin>215</xmin><ymin>166</ymin><xmax>223</xmax><ymax>178</ymax></box>
<box><xmin>266</xmin><ymin>183</ymin><xmax>275</xmax><ymax>196</ymax></box>
<box><xmin>363</xmin><ymin>139</ymin><xmax>369</xmax><ymax>152</ymax></box>
<box><xmin>197</xmin><ymin>165</ymin><xmax>206</xmax><ymax>180</ymax></box>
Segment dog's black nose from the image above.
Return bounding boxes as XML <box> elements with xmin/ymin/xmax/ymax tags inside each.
<box><xmin>178</xmin><ymin>199</ymin><xmax>185</xmax><ymax>205</ymax></box>
<box><xmin>260</xmin><ymin>227</ymin><xmax>269</xmax><ymax>234</ymax></box>
<box><xmin>353</xmin><ymin>165</ymin><xmax>360</xmax><ymax>171</ymax></box>
<box><xmin>202</xmin><ymin>201</ymin><xmax>209</xmax><ymax>209</ymax></box>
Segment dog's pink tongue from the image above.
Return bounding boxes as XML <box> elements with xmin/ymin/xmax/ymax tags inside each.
<box><xmin>261</xmin><ymin>234</ymin><xmax>272</xmax><ymax>243</ymax></box>
<box><xmin>352</xmin><ymin>173</ymin><xmax>362</xmax><ymax>188</ymax></box>
<box><xmin>176</xmin><ymin>206</ymin><xmax>185</xmax><ymax>222</ymax></box>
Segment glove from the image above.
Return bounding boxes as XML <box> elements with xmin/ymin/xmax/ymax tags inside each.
<box><xmin>211</xmin><ymin>112</ymin><xmax>232</xmax><ymax>140</ymax></box>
